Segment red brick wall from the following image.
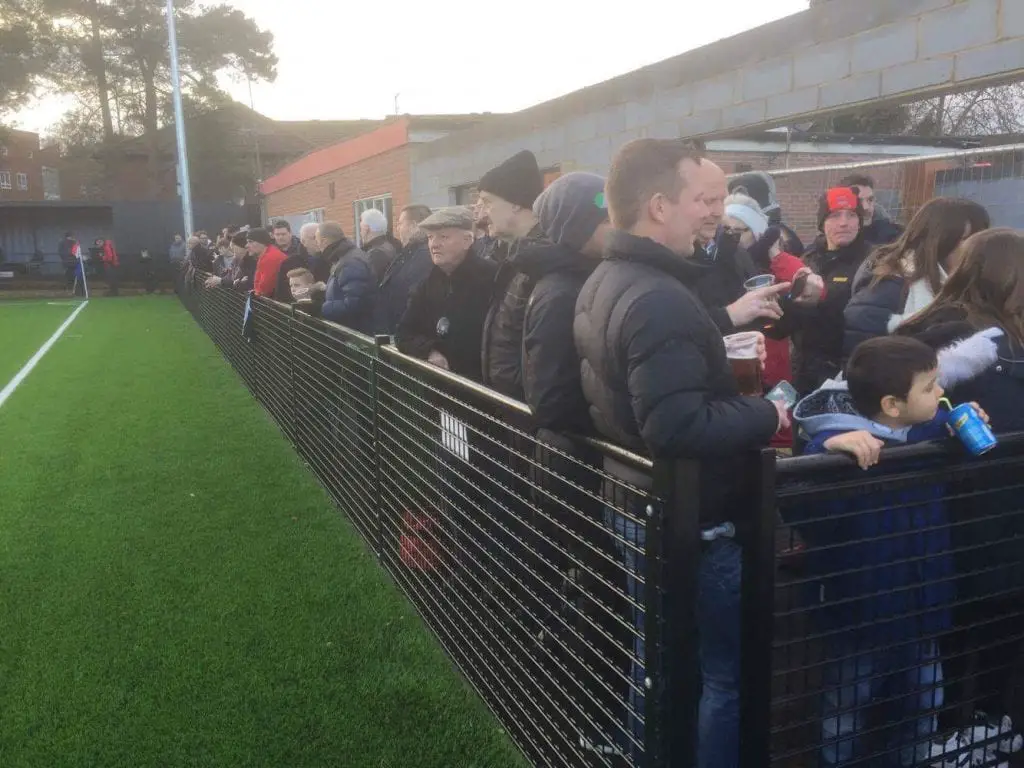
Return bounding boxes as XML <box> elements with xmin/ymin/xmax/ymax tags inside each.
<box><xmin>708</xmin><ymin>150</ymin><xmax>910</xmax><ymax>245</ymax></box>
<box><xmin>264</xmin><ymin>145</ymin><xmax>410</xmax><ymax>236</ymax></box>
<box><xmin>0</xmin><ymin>129</ymin><xmax>49</xmax><ymax>201</ymax></box>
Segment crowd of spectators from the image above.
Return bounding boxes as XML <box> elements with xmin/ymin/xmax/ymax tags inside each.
<box><xmin>185</xmin><ymin>141</ymin><xmax>1024</xmax><ymax>767</ymax></box>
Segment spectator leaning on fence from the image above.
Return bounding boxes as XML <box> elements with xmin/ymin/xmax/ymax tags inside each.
<box><xmin>247</xmin><ymin>227</ymin><xmax>289</xmax><ymax>299</ymax></box>
<box><xmin>527</xmin><ymin>171</ymin><xmax>609</xmax><ymax>442</ymax></box>
<box><xmin>793</xmin><ymin>335</ymin><xmax>994</xmax><ymax>767</ymax></box>
<box><xmin>843</xmin><ymin>198</ymin><xmax>991</xmax><ymax>358</ymax></box>
<box><xmin>310</xmin><ymin>222</ymin><xmax>376</xmax><ymax>334</ymax></box>
<box><xmin>840</xmin><ymin>173</ymin><xmax>904</xmax><ymax>246</ymax></box>
<box><xmin>396</xmin><ymin>207</ymin><xmax>497</xmax><ymax>382</ymax></box>
<box><xmin>359</xmin><ymin>208</ymin><xmax>398</xmax><ymax>282</ymax></box>
<box><xmin>205</xmin><ymin>232</ymin><xmax>252</xmax><ymax>291</ymax></box>
<box><xmin>374</xmin><ymin>204</ymin><xmax>434</xmax><ymax>337</ymax></box>
<box><xmin>573</xmin><ymin>138</ymin><xmax>788</xmax><ymax>768</ymax></box>
<box><xmin>476</xmin><ymin>149</ymin><xmax>550</xmax><ymax>400</ymax></box>
<box><xmin>299</xmin><ymin>222</ymin><xmax>331</xmax><ymax>282</ymax></box>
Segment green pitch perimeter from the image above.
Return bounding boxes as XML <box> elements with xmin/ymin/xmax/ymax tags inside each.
<box><xmin>0</xmin><ymin>297</ymin><xmax>525</xmax><ymax>768</ymax></box>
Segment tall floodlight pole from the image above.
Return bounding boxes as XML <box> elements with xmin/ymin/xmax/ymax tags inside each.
<box><xmin>166</xmin><ymin>0</ymin><xmax>194</xmax><ymax>237</ymax></box>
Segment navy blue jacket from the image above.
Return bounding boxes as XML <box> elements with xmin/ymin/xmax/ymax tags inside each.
<box><xmin>320</xmin><ymin>239</ymin><xmax>376</xmax><ymax>335</ymax></box>
<box><xmin>842</xmin><ymin>275</ymin><xmax>905</xmax><ymax>358</ymax></box>
<box><xmin>793</xmin><ymin>384</ymin><xmax>954</xmax><ymax>645</ymax></box>
<box><xmin>373</xmin><ymin>239</ymin><xmax>432</xmax><ymax>336</ymax></box>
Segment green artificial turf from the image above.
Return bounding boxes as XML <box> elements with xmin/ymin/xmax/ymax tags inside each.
<box><xmin>0</xmin><ymin>297</ymin><xmax>526</xmax><ymax>768</ymax></box>
<box><xmin>0</xmin><ymin>300</ymin><xmax>85</xmax><ymax>384</ymax></box>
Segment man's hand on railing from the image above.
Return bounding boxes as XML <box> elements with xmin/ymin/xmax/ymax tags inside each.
<box><xmin>427</xmin><ymin>350</ymin><xmax>449</xmax><ymax>370</ymax></box>
<box><xmin>204</xmin><ymin>275</ymin><xmax>222</xmax><ymax>288</ymax></box>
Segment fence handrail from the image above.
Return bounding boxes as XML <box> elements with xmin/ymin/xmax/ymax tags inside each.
<box><xmin>776</xmin><ymin>428</ymin><xmax>1024</xmax><ymax>475</ymax></box>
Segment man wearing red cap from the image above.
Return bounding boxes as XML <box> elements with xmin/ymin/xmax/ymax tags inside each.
<box><xmin>775</xmin><ymin>186</ymin><xmax>872</xmax><ymax>395</ymax></box>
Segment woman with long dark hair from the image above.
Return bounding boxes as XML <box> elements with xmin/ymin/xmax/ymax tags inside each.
<box><xmin>843</xmin><ymin>197</ymin><xmax>990</xmax><ymax>357</ymax></box>
<box><xmin>896</xmin><ymin>227</ymin><xmax>1024</xmax><ymax>430</ymax></box>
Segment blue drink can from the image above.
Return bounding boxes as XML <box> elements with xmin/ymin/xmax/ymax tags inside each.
<box><xmin>949</xmin><ymin>403</ymin><xmax>998</xmax><ymax>455</ymax></box>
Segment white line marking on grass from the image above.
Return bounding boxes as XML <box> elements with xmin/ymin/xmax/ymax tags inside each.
<box><xmin>0</xmin><ymin>301</ymin><xmax>88</xmax><ymax>409</ymax></box>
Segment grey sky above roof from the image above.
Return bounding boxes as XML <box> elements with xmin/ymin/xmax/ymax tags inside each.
<box><xmin>10</xmin><ymin>0</ymin><xmax>809</xmax><ymax>135</ymax></box>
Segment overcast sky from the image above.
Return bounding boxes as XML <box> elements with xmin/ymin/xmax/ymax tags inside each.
<box><xmin>13</xmin><ymin>0</ymin><xmax>809</xmax><ymax>134</ymax></box>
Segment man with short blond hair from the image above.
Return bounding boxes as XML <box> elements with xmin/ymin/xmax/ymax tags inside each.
<box><xmin>575</xmin><ymin>138</ymin><xmax>786</xmax><ymax>768</ymax></box>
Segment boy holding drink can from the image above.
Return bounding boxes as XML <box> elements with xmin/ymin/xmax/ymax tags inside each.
<box><xmin>791</xmin><ymin>336</ymin><xmax>990</xmax><ymax>766</ymax></box>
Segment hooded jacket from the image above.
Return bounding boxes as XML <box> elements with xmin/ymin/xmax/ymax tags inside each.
<box><xmin>396</xmin><ymin>251</ymin><xmax>498</xmax><ymax>383</ymax></box>
<box><xmin>481</xmin><ymin>225</ymin><xmax>554</xmax><ymax>400</ymax></box>
<box><xmin>519</xmin><ymin>243</ymin><xmax>597</xmax><ymax>434</ymax></box>
<box><xmin>574</xmin><ymin>230</ymin><xmax>779</xmax><ymax>528</ymax></box>
<box><xmin>319</xmin><ymin>238</ymin><xmax>376</xmax><ymax>334</ymax></box>
<box><xmin>253</xmin><ymin>244</ymin><xmax>289</xmax><ymax>298</ymax></box>
<box><xmin>775</xmin><ymin>234</ymin><xmax>872</xmax><ymax>395</ymax></box>
<box><xmin>793</xmin><ymin>379</ymin><xmax>953</xmax><ymax>645</ymax></box>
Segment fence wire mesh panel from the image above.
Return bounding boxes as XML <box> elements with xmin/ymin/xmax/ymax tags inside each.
<box><xmin>732</xmin><ymin>143</ymin><xmax>1024</xmax><ymax>246</ymax></box>
<box><xmin>177</xmin><ymin>279</ymin><xmax>668</xmax><ymax>768</ymax></box>
<box><xmin>375</xmin><ymin>346</ymin><xmax>663</xmax><ymax>767</ymax></box>
<box><xmin>761</xmin><ymin>438</ymin><xmax>1024</xmax><ymax>768</ymax></box>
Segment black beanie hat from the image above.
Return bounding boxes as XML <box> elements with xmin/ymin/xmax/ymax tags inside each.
<box><xmin>246</xmin><ymin>227</ymin><xmax>273</xmax><ymax>246</ymax></box>
<box><xmin>478</xmin><ymin>150</ymin><xmax>544</xmax><ymax>209</ymax></box>
<box><xmin>231</xmin><ymin>232</ymin><xmax>249</xmax><ymax>248</ymax></box>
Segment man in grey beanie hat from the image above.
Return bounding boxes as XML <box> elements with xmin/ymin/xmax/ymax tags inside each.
<box><xmin>533</xmin><ymin>172</ymin><xmax>610</xmax><ymax>254</ymax></box>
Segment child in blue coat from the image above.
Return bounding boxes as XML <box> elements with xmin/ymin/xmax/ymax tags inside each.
<box><xmin>793</xmin><ymin>336</ymin><xmax>990</xmax><ymax>766</ymax></box>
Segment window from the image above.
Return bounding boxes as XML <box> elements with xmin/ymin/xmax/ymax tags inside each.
<box><xmin>0</xmin><ymin>146</ymin><xmax>7</xmax><ymax>157</ymax></box>
<box><xmin>306</xmin><ymin>208</ymin><xmax>325</xmax><ymax>223</ymax></box>
<box><xmin>734</xmin><ymin>162</ymin><xmax>754</xmax><ymax>174</ymax></box>
<box><xmin>16</xmin><ymin>173</ymin><xmax>27</xmax><ymax>191</ymax></box>
<box><xmin>352</xmin><ymin>194</ymin><xmax>393</xmax><ymax>247</ymax></box>
<box><xmin>0</xmin><ymin>171</ymin><xmax>11</xmax><ymax>190</ymax></box>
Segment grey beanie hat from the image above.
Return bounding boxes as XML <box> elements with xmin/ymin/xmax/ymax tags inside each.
<box><xmin>532</xmin><ymin>172</ymin><xmax>609</xmax><ymax>252</ymax></box>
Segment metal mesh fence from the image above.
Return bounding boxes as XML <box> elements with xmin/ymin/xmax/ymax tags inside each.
<box><xmin>739</xmin><ymin>143</ymin><xmax>1024</xmax><ymax>246</ymax></box>
<box><xmin>176</xmin><ymin>273</ymin><xmax>693</xmax><ymax>768</ymax></box>
<box><xmin>747</xmin><ymin>439</ymin><xmax>1024</xmax><ymax>768</ymax></box>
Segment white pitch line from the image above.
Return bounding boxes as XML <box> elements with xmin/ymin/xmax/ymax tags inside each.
<box><xmin>0</xmin><ymin>300</ymin><xmax>88</xmax><ymax>409</ymax></box>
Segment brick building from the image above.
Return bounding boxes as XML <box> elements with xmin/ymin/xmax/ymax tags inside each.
<box><xmin>409</xmin><ymin>0</ymin><xmax>1024</xmax><ymax>231</ymax></box>
<box><xmin>261</xmin><ymin>115</ymin><xmax>489</xmax><ymax>245</ymax></box>
<box><xmin>0</xmin><ymin>129</ymin><xmax>61</xmax><ymax>202</ymax></box>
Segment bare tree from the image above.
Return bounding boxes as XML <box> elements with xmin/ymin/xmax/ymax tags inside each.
<box><xmin>908</xmin><ymin>84</ymin><xmax>1024</xmax><ymax>136</ymax></box>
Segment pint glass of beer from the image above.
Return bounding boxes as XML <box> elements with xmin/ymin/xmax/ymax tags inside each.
<box><xmin>724</xmin><ymin>331</ymin><xmax>762</xmax><ymax>396</ymax></box>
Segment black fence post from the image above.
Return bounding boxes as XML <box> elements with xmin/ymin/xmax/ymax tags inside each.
<box><xmin>650</xmin><ymin>458</ymin><xmax>703</xmax><ymax>766</ymax></box>
<box><xmin>740</xmin><ymin>449</ymin><xmax>778</xmax><ymax>767</ymax></box>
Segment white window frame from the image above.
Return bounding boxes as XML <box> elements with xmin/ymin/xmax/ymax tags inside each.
<box><xmin>0</xmin><ymin>171</ymin><xmax>11</xmax><ymax>190</ymax></box>
<box><xmin>352</xmin><ymin>194</ymin><xmax>393</xmax><ymax>247</ymax></box>
<box><xmin>16</xmin><ymin>173</ymin><xmax>28</xmax><ymax>191</ymax></box>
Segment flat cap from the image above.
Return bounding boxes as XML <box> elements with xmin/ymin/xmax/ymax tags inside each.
<box><xmin>419</xmin><ymin>206</ymin><xmax>474</xmax><ymax>232</ymax></box>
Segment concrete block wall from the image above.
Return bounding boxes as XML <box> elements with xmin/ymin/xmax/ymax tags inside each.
<box><xmin>265</xmin><ymin>146</ymin><xmax>410</xmax><ymax>236</ymax></box>
<box><xmin>411</xmin><ymin>0</ymin><xmax>1024</xmax><ymax>208</ymax></box>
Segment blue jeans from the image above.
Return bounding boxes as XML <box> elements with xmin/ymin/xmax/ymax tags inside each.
<box><xmin>697</xmin><ymin>538</ymin><xmax>743</xmax><ymax>768</ymax></box>
<box><xmin>605</xmin><ymin>510</ymin><xmax>742</xmax><ymax>768</ymax></box>
<box><xmin>821</xmin><ymin>641</ymin><xmax>943</xmax><ymax>767</ymax></box>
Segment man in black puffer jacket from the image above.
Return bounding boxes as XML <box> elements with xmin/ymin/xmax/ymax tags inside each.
<box><xmin>476</xmin><ymin>150</ymin><xmax>548</xmax><ymax>401</ymax></box>
<box><xmin>374</xmin><ymin>204</ymin><xmax>433</xmax><ymax>336</ymax></box>
<box><xmin>574</xmin><ymin>139</ymin><xmax>784</xmax><ymax>767</ymax></box>
<box><xmin>774</xmin><ymin>187</ymin><xmax>873</xmax><ymax>395</ymax></box>
<box><xmin>526</xmin><ymin>172</ymin><xmax>608</xmax><ymax>437</ymax></box>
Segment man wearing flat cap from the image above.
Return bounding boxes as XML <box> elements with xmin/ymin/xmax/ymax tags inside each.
<box><xmin>396</xmin><ymin>207</ymin><xmax>498</xmax><ymax>382</ymax></box>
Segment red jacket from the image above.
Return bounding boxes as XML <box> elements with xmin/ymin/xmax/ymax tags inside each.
<box><xmin>253</xmin><ymin>245</ymin><xmax>288</xmax><ymax>297</ymax></box>
<box><xmin>101</xmin><ymin>240</ymin><xmax>119</xmax><ymax>267</ymax></box>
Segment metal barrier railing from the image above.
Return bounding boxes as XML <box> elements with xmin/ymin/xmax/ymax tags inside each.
<box><xmin>178</xmin><ymin>274</ymin><xmax>1024</xmax><ymax>768</ymax></box>
<box><xmin>176</xmin><ymin>273</ymin><xmax>709</xmax><ymax>767</ymax></box>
